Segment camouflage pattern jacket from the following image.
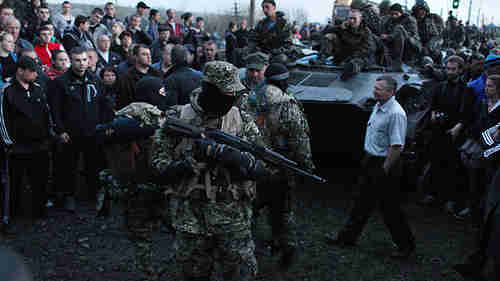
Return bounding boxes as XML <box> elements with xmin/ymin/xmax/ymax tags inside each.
<box><xmin>151</xmin><ymin>90</ymin><xmax>262</xmax><ymax>235</ymax></box>
<box><xmin>360</xmin><ymin>5</ymin><xmax>383</xmax><ymax>36</ymax></box>
<box><xmin>445</xmin><ymin>25</ymin><xmax>466</xmax><ymax>48</ymax></box>
<box><xmin>416</xmin><ymin>15</ymin><xmax>442</xmax><ymax>50</ymax></box>
<box><xmin>324</xmin><ymin>24</ymin><xmax>377</xmax><ymax>66</ymax></box>
<box><xmin>382</xmin><ymin>14</ymin><xmax>420</xmax><ymax>43</ymax></box>
<box><xmin>97</xmin><ymin>103</ymin><xmax>166</xmax><ymax>210</ymax></box>
<box><xmin>251</xmin><ymin>13</ymin><xmax>293</xmax><ymax>55</ymax></box>
<box><xmin>253</xmin><ymin>84</ymin><xmax>315</xmax><ymax>180</ymax></box>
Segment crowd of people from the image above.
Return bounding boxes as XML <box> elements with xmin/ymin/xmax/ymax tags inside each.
<box><xmin>0</xmin><ymin>0</ymin><xmax>500</xmax><ymax>280</ymax></box>
<box><xmin>0</xmin><ymin>0</ymin><xmax>312</xmax><ymax>280</ymax></box>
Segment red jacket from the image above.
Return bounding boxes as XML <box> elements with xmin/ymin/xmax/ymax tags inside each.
<box><xmin>34</xmin><ymin>42</ymin><xmax>64</xmax><ymax>67</ymax></box>
<box><xmin>44</xmin><ymin>65</ymin><xmax>67</xmax><ymax>80</ymax></box>
<box><xmin>164</xmin><ymin>21</ymin><xmax>183</xmax><ymax>42</ymax></box>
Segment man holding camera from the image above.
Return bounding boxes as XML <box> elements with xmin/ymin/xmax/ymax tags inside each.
<box><xmin>421</xmin><ymin>56</ymin><xmax>476</xmax><ymax>214</ymax></box>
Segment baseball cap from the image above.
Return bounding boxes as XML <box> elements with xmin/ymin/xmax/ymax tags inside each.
<box><xmin>137</xmin><ymin>2</ymin><xmax>150</xmax><ymax>9</ymax></box>
<box><xmin>485</xmin><ymin>54</ymin><xmax>500</xmax><ymax>67</ymax></box>
<box><xmin>245</xmin><ymin>52</ymin><xmax>269</xmax><ymax>70</ymax></box>
<box><xmin>202</xmin><ymin>61</ymin><xmax>245</xmax><ymax>93</ymax></box>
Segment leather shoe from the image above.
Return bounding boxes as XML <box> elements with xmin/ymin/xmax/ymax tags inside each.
<box><xmin>325</xmin><ymin>232</ymin><xmax>356</xmax><ymax>248</ymax></box>
<box><xmin>390</xmin><ymin>245</ymin><xmax>415</xmax><ymax>259</ymax></box>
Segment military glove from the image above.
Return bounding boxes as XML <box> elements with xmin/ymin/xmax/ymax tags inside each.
<box><xmin>154</xmin><ymin>160</ymin><xmax>196</xmax><ymax>185</ymax></box>
<box><xmin>194</xmin><ymin>138</ymin><xmax>270</xmax><ymax>180</ymax></box>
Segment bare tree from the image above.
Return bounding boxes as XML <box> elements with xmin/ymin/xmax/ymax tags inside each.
<box><xmin>288</xmin><ymin>7</ymin><xmax>309</xmax><ymax>25</ymax></box>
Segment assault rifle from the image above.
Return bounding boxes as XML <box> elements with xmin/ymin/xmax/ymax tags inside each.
<box><xmin>164</xmin><ymin>117</ymin><xmax>327</xmax><ymax>184</ymax></box>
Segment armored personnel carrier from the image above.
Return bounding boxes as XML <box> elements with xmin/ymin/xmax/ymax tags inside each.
<box><xmin>288</xmin><ymin>54</ymin><xmax>431</xmax><ymax>181</ymax></box>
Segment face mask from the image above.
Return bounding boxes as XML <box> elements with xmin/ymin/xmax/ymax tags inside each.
<box><xmin>198</xmin><ymin>82</ymin><xmax>236</xmax><ymax>118</ymax></box>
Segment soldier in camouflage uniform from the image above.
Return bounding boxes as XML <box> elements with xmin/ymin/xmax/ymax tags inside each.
<box><xmin>445</xmin><ymin>17</ymin><xmax>466</xmax><ymax>50</ymax></box>
<box><xmin>411</xmin><ymin>1</ymin><xmax>444</xmax><ymax>64</ymax></box>
<box><xmin>380</xmin><ymin>4</ymin><xmax>421</xmax><ymax>70</ymax></box>
<box><xmin>321</xmin><ymin>8</ymin><xmax>377</xmax><ymax>80</ymax></box>
<box><xmin>252</xmin><ymin>63</ymin><xmax>315</xmax><ymax>271</ymax></box>
<box><xmin>153</xmin><ymin>61</ymin><xmax>267</xmax><ymax>281</ymax></box>
<box><xmin>250</xmin><ymin>0</ymin><xmax>295</xmax><ymax>60</ymax></box>
<box><xmin>352</xmin><ymin>0</ymin><xmax>382</xmax><ymax>36</ymax></box>
<box><xmin>237</xmin><ymin>52</ymin><xmax>270</xmax><ymax>117</ymax></box>
<box><xmin>97</xmin><ymin>81</ymin><xmax>168</xmax><ymax>281</ymax></box>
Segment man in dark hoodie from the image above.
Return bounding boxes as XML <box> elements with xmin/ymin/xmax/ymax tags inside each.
<box><xmin>163</xmin><ymin>45</ymin><xmax>202</xmax><ymax>107</ymax></box>
<box><xmin>62</xmin><ymin>15</ymin><xmax>95</xmax><ymax>53</ymax></box>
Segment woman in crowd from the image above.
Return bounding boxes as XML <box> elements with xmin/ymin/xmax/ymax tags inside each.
<box><xmin>224</xmin><ymin>22</ymin><xmax>237</xmax><ymax>65</ymax></box>
<box><xmin>44</xmin><ymin>50</ymin><xmax>69</xmax><ymax>80</ymax></box>
<box><xmin>0</xmin><ymin>31</ymin><xmax>17</xmax><ymax>83</ymax></box>
<box><xmin>454</xmin><ymin>74</ymin><xmax>500</xmax><ymax>280</ymax></box>
<box><xmin>110</xmin><ymin>21</ymin><xmax>125</xmax><ymax>49</ymax></box>
<box><xmin>100</xmin><ymin>66</ymin><xmax>119</xmax><ymax>122</ymax></box>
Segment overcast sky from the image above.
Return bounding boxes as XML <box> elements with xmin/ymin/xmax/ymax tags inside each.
<box><xmin>47</xmin><ymin>0</ymin><xmax>500</xmax><ymax>25</ymax></box>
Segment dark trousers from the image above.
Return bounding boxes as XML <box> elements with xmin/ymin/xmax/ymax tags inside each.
<box><xmin>428</xmin><ymin>132</ymin><xmax>467</xmax><ymax>203</ymax></box>
<box><xmin>54</xmin><ymin>136</ymin><xmax>100</xmax><ymax>200</ymax></box>
<box><xmin>338</xmin><ymin>154</ymin><xmax>415</xmax><ymax>250</ymax></box>
<box><xmin>254</xmin><ymin>178</ymin><xmax>297</xmax><ymax>250</ymax></box>
<box><xmin>7</xmin><ymin>151</ymin><xmax>49</xmax><ymax>219</ymax></box>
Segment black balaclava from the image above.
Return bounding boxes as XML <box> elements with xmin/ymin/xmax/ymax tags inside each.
<box><xmin>135</xmin><ymin>76</ymin><xmax>168</xmax><ymax>110</ymax></box>
<box><xmin>198</xmin><ymin>81</ymin><xmax>237</xmax><ymax>118</ymax></box>
<box><xmin>264</xmin><ymin>63</ymin><xmax>289</xmax><ymax>92</ymax></box>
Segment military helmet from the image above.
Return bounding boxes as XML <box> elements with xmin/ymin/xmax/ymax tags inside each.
<box><xmin>378</xmin><ymin>0</ymin><xmax>392</xmax><ymax>14</ymax></box>
<box><xmin>412</xmin><ymin>0</ymin><xmax>430</xmax><ymax>14</ymax></box>
<box><xmin>350</xmin><ymin>0</ymin><xmax>366</xmax><ymax>10</ymax></box>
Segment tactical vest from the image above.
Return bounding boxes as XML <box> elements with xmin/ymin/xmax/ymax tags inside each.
<box><xmin>174</xmin><ymin>104</ymin><xmax>256</xmax><ymax>203</ymax></box>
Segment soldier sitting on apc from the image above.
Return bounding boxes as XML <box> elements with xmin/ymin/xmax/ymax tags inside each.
<box><xmin>320</xmin><ymin>8</ymin><xmax>377</xmax><ymax>80</ymax></box>
<box><xmin>380</xmin><ymin>4</ymin><xmax>421</xmax><ymax>71</ymax></box>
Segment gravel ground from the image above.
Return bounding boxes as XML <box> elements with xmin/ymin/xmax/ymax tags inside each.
<box><xmin>0</xmin><ymin>172</ymin><xmax>475</xmax><ymax>281</ymax></box>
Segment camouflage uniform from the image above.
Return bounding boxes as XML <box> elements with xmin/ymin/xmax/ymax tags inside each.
<box><xmin>253</xmin><ymin>82</ymin><xmax>314</xmax><ymax>265</ymax></box>
<box><xmin>382</xmin><ymin>13</ymin><xmax>422</xmax><ymax>64</ymax></box>
<box><xmin>97</xmin><ymin>103</ymin><xmax>166</xmax><ymax>281</ymax></box>
<box><xmin>251</xmin><ymin>12</ymin><xmax>296</xmax><ymax>58</ymax></box>
<box><xmin>416</xmin><ymin>16</ymin><xmax>442</xmax><ymax>56</ymax></box>
<box><xmin>322</xmin><ymin>24</ymin><xmax>377</xmax><ymax>75</ymax></box>
<box><xmin>445</xmin><ymin>23</ymin><xmax>466</xmax><ymax>49</ymax></box>
<box><xmin>411</xmin><ymin>1</ymin><xmax>444</xmax><ymax>63</ymax></box>
<box><xmin>359</xmin><ymin>3</ymin><xmax>383</xmax><ymax>36</ymax></box>
<box><xmin>153</xmin><ymin>61</ymin><xmax>262</xmax><ymax>281</ymax></box>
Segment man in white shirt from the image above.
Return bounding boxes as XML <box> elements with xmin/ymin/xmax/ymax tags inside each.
<box><xmin>326</xmin><ymin>75</ymin><xmax>416</xmax><ymax>259</ymax></box>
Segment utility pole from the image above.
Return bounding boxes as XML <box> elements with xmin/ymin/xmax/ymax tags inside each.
<box><xmin>233</xmin><ymin>1</ymin><xmax>240</xmax><ymax>19</ymax></box>
<box><xmin>249</xmin><ymin>0</ymin><xmax>255</xmax><ymax>27</ymax></box>
<box><xmin>467</xmin><ymin>0</ymin><xmax>472</xmax><ymax>23</ymax></box>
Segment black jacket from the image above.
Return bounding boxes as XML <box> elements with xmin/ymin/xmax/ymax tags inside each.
<box><xmin>430</xmin><ymin>79</ymin><xmax>476</xmax><ymax>130</ymax></box>
<box><xmin>116</xmin><ymin>66</ymin><xmax>161</xmax><ymax>109</ymax></box>
<box><xmin>48</xmin><ymin>70</ymin><xmax>107</xmax><ymax>138</ymax></box>
<box><xmin>164</xmin><ymin>65</ymin><xmax>202</xmax><ymax>106</ymax></box>
<box><xmin>2</xmin><ymin>79</ymin><xmax>51</xmax><ymax>153</ymax></box>
<box><xmin>96</xmin><ymin>51</ymin><xmax>122</xmax><ymax>72</ymax></box>
<box><xmin>62</xmin><ymin>26</ymin><xmax>96</xmax><ymax>53</ymax></box>
<box><xmin>128</xmin><ymin>28</ymin><xmax>153</xmax><ymax>45</ymax></box>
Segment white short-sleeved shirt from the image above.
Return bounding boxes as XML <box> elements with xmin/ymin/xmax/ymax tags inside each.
<box><xmin>364</xmin><ymin>96</ymin><xmax>407</xmax><ymax>157</ymax></box>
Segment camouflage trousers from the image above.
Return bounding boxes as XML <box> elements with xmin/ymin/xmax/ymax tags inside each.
<box><xmin>254</xmin><ymin>180</ymin><xmax>297</xmax><ymax>252</ymax></box>
<box><xmin>175</xmin><ymin>228</ymin><xmax>257</xmax><ymax>281</ymax></box>
<box><xmin>97</xmin><ymin>169</ymin><xmax>166</xmax><ymax>281</ymax></box>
